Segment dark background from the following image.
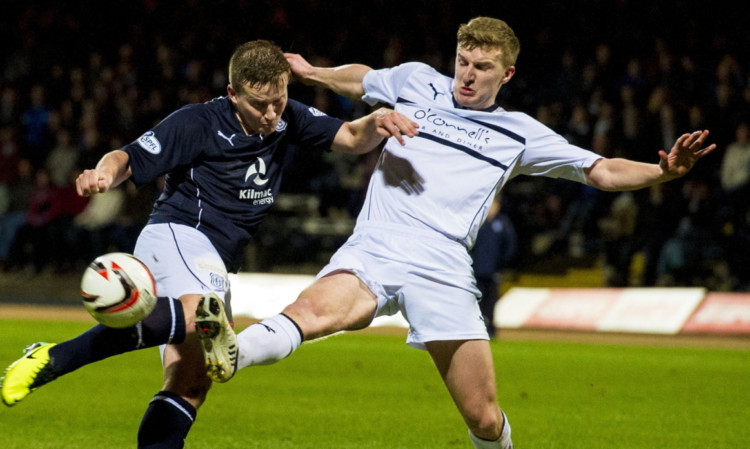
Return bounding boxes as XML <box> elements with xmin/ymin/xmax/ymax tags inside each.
<box><xmin>1</xmin><ymin>0</ymin><xmax>748</xmax><ymax>293</ymax></box>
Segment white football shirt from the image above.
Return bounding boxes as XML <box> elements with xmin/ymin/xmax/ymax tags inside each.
<box><xmin>360</xmin><ymin>62</ymin><xmax>602</xmax><ymax>248</ymax></box>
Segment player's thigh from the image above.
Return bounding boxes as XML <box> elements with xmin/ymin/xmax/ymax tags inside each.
<box><xmin>425</xmin><ymin>339</ymin><xmax>500</xmax><ymax>429</ymax></box>
<box><xmin>283</xmin><ymin>270</ymin><xmax>377</xmax><ymax>340</ymax></box>
<box><xmin>134</xmin><ymin>223</ymin><xmax>230</xmax><ymax>303</ymax></box>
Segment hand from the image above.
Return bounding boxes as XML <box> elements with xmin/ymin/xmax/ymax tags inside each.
<box><xmin>373</xmin><ymin>108</ymin><xmax>419</xmax><ymax>146</ymax></box>
<box><xmin>659</xmin><ymin>130</ymin><xmax>717</xmax><ymax>180</ymax></box>
<box><xmin>284</xmin><ymin>53</ymin><xmax>316</xmax><ymax>85</ymax></box>
<box><xmin>76</xmin><ymin>168</ymin><xmax>113</xmax><ymax>197</ymax></box>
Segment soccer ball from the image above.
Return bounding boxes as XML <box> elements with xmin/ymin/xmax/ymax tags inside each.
<box><xmin>80</xmin><ymin>252</ymin><xmax>157</xmax><ymax>328</ymax></box>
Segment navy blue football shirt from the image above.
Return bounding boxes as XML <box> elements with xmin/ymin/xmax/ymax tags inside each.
<box><xmin>122</xmin><ymin>96</ymin><xmax>344</xmax><ymax>272</ymax></box>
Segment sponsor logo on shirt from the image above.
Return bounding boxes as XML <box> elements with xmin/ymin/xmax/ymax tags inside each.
<box><xmin>244</xmin><ymin>157</ymin><xmax>269</xmax><ymax>186</ymax></box>
<box><xmin>239</xmin><ymin>188</ymin><xmax>273</xmax><ymax>204</ymax></box>
<box><xmin>413</xmin><ymin>107</ymin><xmax>491</xmax><ymax>149</ymax></box>
<box><xmin>137</xmin><ymin>131</ymin><xmax>162</xmax><ymax>154</ymax></box>
<box><xmin>240</xmin><ymin>157</ymin><xmax>274</xmax><ymax>205</ymax></box>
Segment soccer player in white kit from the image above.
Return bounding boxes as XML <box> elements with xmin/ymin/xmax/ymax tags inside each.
<box><xmin>199</xmin><ymin>17</ymin><xmax>716</xmax><ymax>448</ymax></box>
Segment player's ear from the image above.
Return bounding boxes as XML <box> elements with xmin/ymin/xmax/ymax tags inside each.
<box><xmin>501</xmin><ymin>66</ymin><xmax>515</xmax><ymax>85</ymax></box>
<box><xmin>227</xmin><ymin>84</ymin><xmax>237</xmax><ymax>100</ymax></box>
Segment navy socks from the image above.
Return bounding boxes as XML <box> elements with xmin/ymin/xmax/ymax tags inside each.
<box><xmin>137</xmin><ymin>391</ymin><xmax>196</xmax><ymax>448</ymax></box>
<box><xmin>48</xmin><ymin>296</ymin><xmax>186</xmax><ymax>375</ymax></box>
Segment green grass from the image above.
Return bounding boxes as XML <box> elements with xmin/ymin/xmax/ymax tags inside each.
<box><xmin>1</xmin><ymin>320</ymin><xmax>748</xmax><ymax>448</ymax></box>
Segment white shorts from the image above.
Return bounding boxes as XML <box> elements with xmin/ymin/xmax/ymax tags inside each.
<box><xmin>317</xmin><ymin>222</ymin><xmax>486</xmax><ymax>350</ymax></box>
<box><xmin>134</xmin><ymin>223</ymin><xmax>230</xmax><ymax>308</ymax></box>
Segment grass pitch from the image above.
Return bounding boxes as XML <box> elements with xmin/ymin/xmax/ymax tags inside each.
<box><xmin>0</xmin><ymin>319</ymin><xmax>748</xmax><ymax>448</ymax></box>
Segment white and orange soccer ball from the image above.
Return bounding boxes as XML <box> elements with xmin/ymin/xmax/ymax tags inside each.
<box><xmin>80</xmin><ymin>252</ymin><xmax>157</xmax><ymax>328</ymax></box>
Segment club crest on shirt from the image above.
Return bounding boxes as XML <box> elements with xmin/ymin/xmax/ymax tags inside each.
<box><xmin>209</xmin><ymin>273</ymin><xmax>228</xmax><ymax>291</ymax></box>
<box><xmin>275</xmin><ymin>118</ymin><xmax>288</xmax><ymax>132</ymax></box>
<box><xmin>137</xmin><ymin>131</ymin><xmax>162</xmax><ymax>154</ymax></box>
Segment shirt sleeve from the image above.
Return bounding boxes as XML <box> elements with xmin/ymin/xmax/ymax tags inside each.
<box><xmin>122</xmin><ymin>105</ymin><xmax>209</xmax><ymax>186</ymax></box>
<box><xmin>285</xmin><ymin>99</ymin><xmax>345</xmax><ymax>149</ymax></box>
<box><xmin>362</xmin><ymin>62</ymin><xmax>426</xmax><ymax>106</ymax></box>
<box><xmin>511</xmin><ymin>120</ymin><xmax>602</xmax><ymax>183</ymax></box>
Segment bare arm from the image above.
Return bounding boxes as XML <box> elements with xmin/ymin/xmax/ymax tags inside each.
<box><xmin>331</xmin><ymin>108</ymin><xmax>419</xmax><ymax>154</ymax></box>
<box><xmin>585</xmin><ymin>130</ymin><xmax>717</xmax><ymax>191</ymax></box>
<box><xmin>75</xmin><ymin>149</ymin><xmax>132</xmax><ymax>197</ymax></box>
<box><xmin>285</xmin><ymin>53</ymin><xmax>371</xmax><ymax>100</ymax></box>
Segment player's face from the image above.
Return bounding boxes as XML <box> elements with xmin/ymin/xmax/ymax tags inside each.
<box><xmin>229</xmin><ymin>80</ymin><xmax>288</xmax><ymax>135</ymax></box>
<box><xmin>453</xmin><ymin>45</ymin><xmax>515</xmax><ymax>110</ymax></box>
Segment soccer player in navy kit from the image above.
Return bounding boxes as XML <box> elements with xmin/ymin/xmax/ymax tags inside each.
<box><xmin>0</xmin><ymin>40</ymin><xmax>417</xmax><ymax>448</ymax></box>
<box><xmin>197</xmin><ymin>18</ymin><xmax>717</xmax><ymax>448</ymax></box>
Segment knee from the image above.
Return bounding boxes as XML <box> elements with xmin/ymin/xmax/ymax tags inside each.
<box><xmin>283</xmin><ymin>295</ymin><xmax>335</xmax><ymax>337</ymax></box>
<box><xmin>464</xmin><ymin>404</ymin><xmax>503</xmax><ymax>441</ymax></box>
<box><xmin>289</xmin><ymin>295</ymin><xmax>327</xmax><ymax>320</ymax></box>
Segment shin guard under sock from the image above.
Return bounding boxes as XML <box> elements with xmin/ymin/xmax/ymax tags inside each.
<box><xmin>137</xmin><ymin>390</ymin><xmax>196</xmax><ymax>449</ymax></box>
<box><xmin>48</xmin><ymin>296</ymin><xmax>186</xmax><ymax>375</ymax></box>
<box><xmin>236</xmin><ymin>313</ymin><xmax>303</xmax><ymax>369</ymax></box>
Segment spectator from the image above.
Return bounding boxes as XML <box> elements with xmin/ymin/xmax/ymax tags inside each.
<box><xmin>0</xmin><ymin>1</ymin><xmax>747</xmax><ymax>292</ymax></box>
<box><xmin>66</xmin><ymin>186</ymin><xmax>125</xmax><ymax>268</ymax></box>
<box><xmin>0</xmin><ymin>86</ymin><xmax>21</xmax><ymax>127</ymax></box>
<box><xmin>656</xmin><ymin>180</ymin><xmax>720</xmax><ymax>286</ymax></box>
<box><xmin>0</xmin><ymin>126</ymin><xmax>22</xmax><ymax>191</ymax></box>
<box><xmin>6</xmin><ymin>167</ymin><xmax>87</xmax><ymax>273</ymax></box>
<box><xmin>0</xmin><ymin>159</ymin><xmax>34</xmax><ymax>270</ymax></box>
<box><xmin>719</xmin><ymin>122</ymin><xmax>750</xmax><ymax>205</ymax></box>
<box><xmin>20</xmin><ymin>84</ymin><xmax>54</xmax><ymax>169</ymax></box>
<box><xmin>635</xmin><ymin>183</ymin><xmax>684</xmax><ymax>286</ymax></box>
<box><xmin>598</xmin><ymin>192</ymin><xmax>639</xmax><ymax>287</ymax></box>
<box><xmin>45</xmin><ymin>128</ymin><xmax>79</xmax><ymax>187</ymax></box>
<box><xmin>471</xmin><ymin>195</ymin><xmax>518</xmax><ymax>337</ymax></box>
<box><xmin>6</xmin><ymin>168</ymin><xmax>58</xmax><ymax>272</ymax></box>
<box><xmin>109</xmin><ymin>179</ymin><xmax>161</xmax><ymax>254</ymax></box>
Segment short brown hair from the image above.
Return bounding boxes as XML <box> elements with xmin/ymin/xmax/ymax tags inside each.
<box><xmin>228</xmin><ymin>40</ymin><xmax>291</xmax><ymax>89</ymax></box>
<box><xmin>457</xmin><ymin>17</ymin><xmax>520</xmax><ymax>67</ymax></box>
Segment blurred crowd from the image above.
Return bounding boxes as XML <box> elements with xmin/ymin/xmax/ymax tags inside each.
<box><xmin>0</xmin><ymin>1</ymin><xmax>748</xmax><ymax>290</ymax></box>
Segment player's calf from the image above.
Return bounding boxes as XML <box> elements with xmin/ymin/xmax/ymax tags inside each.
<box><xmin>1</xmin><ymin>296</ymin><xmax>186</xmax><ymax>407</ymax></box>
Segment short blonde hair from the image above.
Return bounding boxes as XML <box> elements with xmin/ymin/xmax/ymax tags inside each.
<box><xmin>229</xmin><ymin>40</ymin><xmax>291</xmax><ymax>89</ymax></box>
<box><xmin>457</xmin><ymin>17</ymin><xmax>520</xmax><ymax>67</ymax></box>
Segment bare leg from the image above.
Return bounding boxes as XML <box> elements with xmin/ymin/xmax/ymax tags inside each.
<box><xmin>283</xmin><ymin>270</ymin><xmax>378</xmax><ymax>340</ymax></box>
<box><xmin>138</xmin><ymin>293</ymin><xmax>213</xmax><ymax>447</ymax></box>
<box><xmin>160</xmin><ymin>294</ymin><xmax>212</xmax><ymax>407</ymax></box>
<box><xmin>426</xmin><ymin>340</ymin><xmax>509</xmax><ymax>443</ymax></box>
<box><xmin>235</xmin><ymin>270</ymin><xmax>378</xmax><ymax>370</ymax></box>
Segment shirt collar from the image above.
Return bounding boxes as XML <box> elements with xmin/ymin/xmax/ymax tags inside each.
<box><xmin>452</xmin><ymin>96</ymin><xmax>500</xmax><ymax>112</ymax></box>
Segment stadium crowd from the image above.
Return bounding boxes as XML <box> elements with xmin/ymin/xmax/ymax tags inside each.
<box><xmin>0</xmin><ymin>1</ymin><xmax>748</xmax><ymax>291</ymax></box>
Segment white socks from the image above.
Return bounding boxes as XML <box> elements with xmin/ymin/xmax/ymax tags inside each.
<box><xmin>236</xmin><ymin>314</ymin><xmax>302</xmax><ymax>370</ymax></box>
<box><xmin>469</xmin><ymin>411</ymin><xmax>513</xmax><ymax>449</ymax></box>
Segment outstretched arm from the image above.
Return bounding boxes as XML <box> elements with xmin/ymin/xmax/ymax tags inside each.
<box><xmin>75</xmin><ymin>150</ymin><xmax>132</xmax><ymax>197</ymax></box>
<box><xmin>332</xmin><ymin>107</ymin><xmax>419</xmax><ymax>154</ymax></box>
<box><xmin>285</xmin><ymin>53</ymin><xmax>371</xmax><ymax>100</ymax></box>
<box><xmin>585</xmin><ymin>130</ymin><xmax>717</xmax><ymax>191</ymax></box>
